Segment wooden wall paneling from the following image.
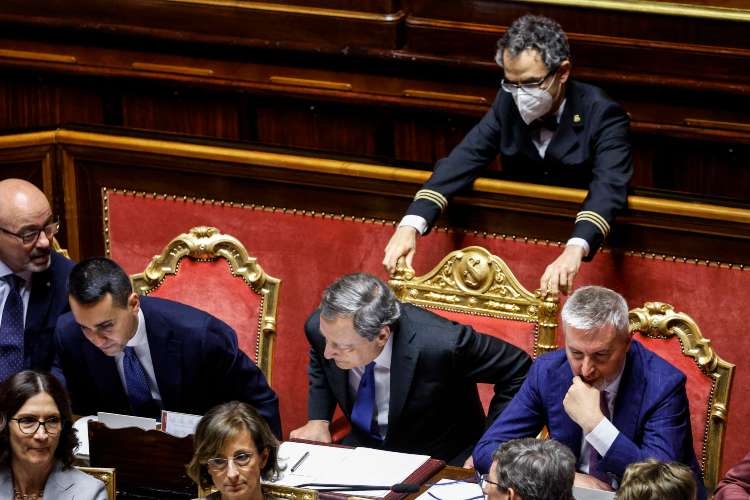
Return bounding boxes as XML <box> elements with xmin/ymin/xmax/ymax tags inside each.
<box><xmin>254</xmin><ymin>96</ymin><xmax>392</xmax><ymax>157</ymax></box>
<box><xmin>0</xmin><ymin>71</ymin><xmax>105</xmax><ymax>131</ymax></box>
<box><xmin>0</xmin><ymin>0</ymin><xmax>404</xmax><ymax>52</ymax></box>
<box><xmin>43</xmin><ymin>127</ymin><xmax>750</xmax><ymax>268</ymax></box>
<box><xmin>260</xmin><ymin>0</ymin><xmax>401</xmax><ymax>14</ymax></box>
<box><xmin>120</xmin><ymin>86</ymin><xmax>241</xmax><ymax>140</ymax></box>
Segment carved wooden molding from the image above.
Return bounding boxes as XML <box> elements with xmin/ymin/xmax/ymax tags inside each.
<box><xmin>129</xmin><ymin>225</ymin><xmax>280</xmax><ymax>381</ymax></box>
<box><xmin>389</xmin><ymin>246</ymin><xmax>559</xmax><ymax>357</ymax></box>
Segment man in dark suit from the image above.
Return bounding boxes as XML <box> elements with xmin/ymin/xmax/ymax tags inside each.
<box><xmin>473</xmin><ymin>286</ymin><xmax>706</xmax><ymax>500</ymax></box>
<box><xmin>0</xmin><ymin>178</ymin><xmax>74</xmax><ymax>381</ymax></box>
<box><xmin>289</xmin><ymin>272</ymin><xmax>531</xmax><ymax>464</ymax></box>
<box><xmin>53</xmin><ymin>257</ymin><xmax>281</xmax><ymax>436</ymax></box>
<box><xmin>383</xmin><ymin>15</ymin><xmax>632</xmax><ymax>298</ymax></box>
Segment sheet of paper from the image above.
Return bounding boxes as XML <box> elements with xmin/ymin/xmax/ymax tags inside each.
<box><xmin>268</xmin><ymin>442</ymin><xmax>430</xmax><ymax>498</ymax></box>
<box><xmin>97</xmin><ymin>411</ymin><xmax>157</xmax><ymax>431</ymax></box>
<box><xmin>416</xmin><ymin>478</ymin><xmax>483</xmax><ymax>500</ymax></box>
<box><xmin>573</xmin><ymin>485</ymin><xmax>616</xmax><ymax>500</ymax></box>
<box><xmin>73</xmin><ymin>415</ymin><xmax>97</xmax><ymax>458</ymax></box>
<box><xmin>161</xmin><ymin>410</ymin><xmax>202</xmax><ymax>437</ymax></box>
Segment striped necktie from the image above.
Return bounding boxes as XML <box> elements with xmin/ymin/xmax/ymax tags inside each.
<box><xmin>0</xmin><ymin>275</ymin><xmax>25</xmax><ymax>382</ymax></box>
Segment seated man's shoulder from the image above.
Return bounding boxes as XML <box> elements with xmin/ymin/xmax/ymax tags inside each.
<box><xmin>633</xmin><ymin>340</ymin><xmax>687</xmax><ymax>386</ymax></box>
<box><xmin>140</xmin><ymin>296</ymin><xmax>230</xmax><ymax>339</ymax></box>
<box><xmin>53</xmin><ymin>465</ymin><xmax>106</xmax><ymax>493</ymax></box>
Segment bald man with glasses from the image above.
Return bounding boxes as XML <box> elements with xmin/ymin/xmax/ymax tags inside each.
<box><xmin>0</xmin><ymin>179</ymin><xmax>74</xmax><ymax>381</ymax></box>
<box><xmin>384</xmin><ymin>14</ymin><xmax>632</xmax><ymax>298</ymax></box>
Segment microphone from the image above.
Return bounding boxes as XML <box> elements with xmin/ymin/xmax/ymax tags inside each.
<box><xmin>295</xmin><ymin>482</ymin><xmax>420</xmax><ymax>493</ymax></box>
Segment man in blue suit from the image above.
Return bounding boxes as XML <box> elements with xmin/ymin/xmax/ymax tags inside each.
<box><xmin>474</xmin><ymin>286</ymin><xmax>706</xmax><ymax>499</ymax></box>
<box><xmin>53</xmin><ymin>257</ymin><xmax>281</xmax><ymax>436</ymax></box>
<box><xmin>0</xmin><ymin>179</ymin><xmax>74</xmax><ymax>381</ymax></box>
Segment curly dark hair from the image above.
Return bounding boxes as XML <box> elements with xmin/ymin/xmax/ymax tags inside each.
<box><xmin>187</xmin><ymin>401</ymin><xmax>281</xmax><ymax>491</ymax></box>
<box><xmin>0</xmin><ymin>370</ymin><xmax>78</xmax><ymax>468</ymax></box>
<box><xmin>496</xmin><ymin>14</ymin><xmax>570</xmax><ymax>70</ymax></box>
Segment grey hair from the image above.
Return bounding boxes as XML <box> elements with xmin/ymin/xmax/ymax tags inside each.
<box><xmin>561</xmin><ymin>286</ymin><xmax>629</xmax><ymax>339</ymax></box>
<box><xmin>495</xmin><ymin>15</ymin><xmax>570</xmax><ymax>70</ymax></box>
<box><xmin>320</xmin><ymin>273</ymin><xmax>401</xmax><ymax>341</ymax></box>
<box><xmin>491</xmin><ymin>438</ymin><xmax>576</xmax><ymax>500</ymax></box>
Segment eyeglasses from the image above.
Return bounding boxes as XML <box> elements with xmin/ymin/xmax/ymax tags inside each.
<box><xmin>501</xmin><ymin>67</ymin><xmax>557</xmax><ymax>93</ymax></box>
<box><xmin>477</xmin><ymin>471</ymin><xmax>502</xmax><ymax>491</ymax></box>
<box><xmin>11</xmin><ymin>416</ymin><xmax>62</xmax><ymax>436</ymax></box>
<box><xmin>0</xmin><ymin>216</ymin><xmax>60</xmax><ymax>246</ymax></box>
<box><xmin>206</xmin><ymin>452</ymin><xmax>254</xmax><ymax>471</ymax></box>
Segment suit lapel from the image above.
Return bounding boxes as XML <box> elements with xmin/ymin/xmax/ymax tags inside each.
<box><xmin>386</xmin><ymin>318</ymin><xmax>419</xmax><ymax>430</ymax></box>
<box><xmin>546</xmin><ymin>82</ymin><xmax>585</xmax><ymax>161</ymax></box>
<box><xmin>43</xmin><ymin>462</ymin><xmax>73</xmax><ymax>497</ymax></box>
<box><xmin>141</xmin><ymin>298</ymin><xmax>182</xmax><ymax>410</ymax></box>
<box><xmin>612</xmin><ymin>343</ymin><xmax>644</xmax><ymax>440</ymax></box>
<box><xmin>83</xmin><ymin>340</ymin><xmax>130</xmax><ymax>413</ymax></box>
<box><xmin>26</xmin><ymin>266</ymin><xmax>54</xmax><ymax>334</ymax></box>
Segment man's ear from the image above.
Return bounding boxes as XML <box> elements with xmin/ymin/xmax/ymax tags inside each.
<box><xmin>558</xmin><ymin>59</ymin><xmax>571</xmax><ymax>84</ymax></box>
<box><xmin>127</xmin><ymin>292</ymin><xmax>140</xmax><ymax>314</ymax></box>
<box><xmin>377</xmin><ymin>325</ymin><xmax>391</xmax><ymax>347</ymax></box>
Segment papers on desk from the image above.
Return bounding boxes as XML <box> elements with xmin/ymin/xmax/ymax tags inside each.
<box><xmin>416</xmin><ymin>478</ymin><xmax>483</xmax><ymax>500</ymax></box>
<box><xmin>269</xmin><ymin>441</ymin><xmax>430</xmax><ymax>498</ymax></box>
<box><xmin>161</xmin><ymin>410</ymin><xmax>202</xmax><ymax>437</ymax></box>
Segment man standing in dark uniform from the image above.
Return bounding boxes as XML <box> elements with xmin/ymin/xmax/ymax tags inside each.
<box><xmin>383</xmin><ymin>15</ymin><xmax>632</xmax><ymax>297</ymax></box>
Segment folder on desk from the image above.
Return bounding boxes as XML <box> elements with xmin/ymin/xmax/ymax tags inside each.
<box><xmin>270</xmin><ymin>441</ymin><xmax>444</xmax><ymax>499</ymax></box>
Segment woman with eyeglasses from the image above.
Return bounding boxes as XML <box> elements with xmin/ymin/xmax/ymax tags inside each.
<box><xmin>0</xmin><ymin>370</ymin><xmax>107</xmax><ymax>499</ymax></box>
<box><xmin>188</xmin><ymin>401</ymin><xmax>281</xmax><ymax>500</ymax></box>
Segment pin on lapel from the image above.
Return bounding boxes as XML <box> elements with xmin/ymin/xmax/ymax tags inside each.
<box><xmin>573</xmin><ymin>113</ymin><xmax>582</xmax><ymax>124</ymax></box>
<box><xmin>46</xmin><ymin>282</ymin><xmax>51</xmax><ymax>287</ymax></box>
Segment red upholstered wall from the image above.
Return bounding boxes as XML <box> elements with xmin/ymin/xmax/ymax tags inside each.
<box><xmin>106</xmin><ymin>191</ymin><xmax>748</xmax><ymax>474</ymax></box>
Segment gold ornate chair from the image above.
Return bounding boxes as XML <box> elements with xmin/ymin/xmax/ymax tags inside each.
<box><xmin>389</xmin><ymin>246</ymin><xmax>559</xmax><ymax>411</ymax></box>
<box><xmin>629</xmin><ymin>302</ymin><xmax>735</xmax><ymax>493</ymax></box>
<box><xmin>130</xmin><ymin>226</ymin><xmax>280</xmax><ymax>381</ymax></box>
<box><xmin>76</xmin><ymin>467</ymin><xmax>116</xmax><ymax>499</ymax></box>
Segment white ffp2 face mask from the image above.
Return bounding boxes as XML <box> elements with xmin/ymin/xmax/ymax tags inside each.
<box><xmin>510</xmin><ymin>86</ymin><xmax>555</xmax><ymax>125</ymax></box>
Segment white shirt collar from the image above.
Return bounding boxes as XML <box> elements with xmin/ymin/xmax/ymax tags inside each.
<box><xmin>0</xmin><ymin>260</ymin><xmax>32</xmax><ymax>284</ymax></box>
<box><xmin>554</xmin><ymin>98</ymin><xmax>567</xmax><ymax>123</ymax></box>
<box><xmin>373</xmin><ymin>333</ymin><xmax>393</xmax><ymax>370</ymax></box>
<box><xmin>127</xmin><ymin>308</ymin><xmax>149</xmax><ymax>348</ymax></box>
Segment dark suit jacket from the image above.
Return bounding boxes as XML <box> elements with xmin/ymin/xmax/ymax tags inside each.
<box><xmin>54</xmin><ymin>296</ymin><xmax>281</xmax><ymax>437</ymax></box>
<box><xmin>305</xmin><ymin>303</ymin><xmax>532</xmax><ymax>462</ymax></box>
<box><xmin>406</xmin><ymin>80</ymin><xmax>632</xmax><ymax>259</ymax></box>
<box><xmin>24</xmin><ymin>251</ymin><xmax>75</xmax><ymax>371</ymax></box>
<box><xmin>473</xmin><ymin>341</ymin><xmax>706</xmax><ymax>500</ymax></box>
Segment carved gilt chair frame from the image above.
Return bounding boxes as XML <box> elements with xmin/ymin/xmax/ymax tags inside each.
<box><xmin>389</xmin><ymin>246</ymin><xmax>559</xmax><ymax>357</ymax></box>
<box><xmin>629</xmin><ymin>302</ymin><xmax>735</xmax><ymax>492</ymax></box>
<box><xmin>198</xmin><ymin>483</ymin><xmax>319</xmax><ymax>499</ymax></box>
<box><xmin>130</xmin><ymin>226</ymin><xmax>280</xmax><ymax>381</ymax></box>
<box><xmin>76</xmin><ymin>466</ymin><xmax>116</xmax><ymax>499</ymax></box>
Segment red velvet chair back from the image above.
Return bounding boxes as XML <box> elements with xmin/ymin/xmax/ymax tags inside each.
<box><xmin>389</xmin><ymin>246</ymin><xmax>559</xmax><ymax>411</ymax></box>
<box><xmin>629</xmin><ymin>302</ymin><xmax>735</xmax><ymax>492</ymax></box>
<box><xmin>130</xmin><ymin>226</ymin><xmax>280</xmax><ymax>381</ymax></box>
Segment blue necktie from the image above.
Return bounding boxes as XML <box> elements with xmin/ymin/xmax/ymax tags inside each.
<box><xmin>122</xmin><ymin>346</ymin><xmax>159</xmax><ymax>418</ymax></box>
<box><xmin>350</xmin><ymin>362</ymin><xmax>381</xmax><ymax>441</ymax></box>
<box><xmin>0</xmin><ymin>275</ymin><xmax>25</xmax><ymax>382</ymax></box>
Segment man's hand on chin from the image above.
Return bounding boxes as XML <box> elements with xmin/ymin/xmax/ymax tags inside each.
<box><xmin>563</xmin><ymin>376</ymin><xmax>605</xmax><ymax>434</ymax></box>
<box><xmin>574</xmin><ymin>472</ymin><xmax>614</xmax><ymax>491</ymax></box>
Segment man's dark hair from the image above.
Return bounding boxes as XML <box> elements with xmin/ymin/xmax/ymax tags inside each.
<box><xmin>491</xmin><ymin>438</ymin><xmax>576</xmax><ymax>500</ymax></box>
<box><xmin>496</xmin><ymin>14</ymin><xmax>570</xmax><ymax>70</ymax></box>
<box><xmin>68</xmin><ymin>257</ymin><xmax>133</xmax><ymax>308</ymax></box>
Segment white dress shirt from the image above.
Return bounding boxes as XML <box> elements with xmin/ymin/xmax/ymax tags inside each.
<box><xmin>398</xmin><ymin>99</ymin><xmax>589</xmax><ymax>256</ymax></box>
<box><xmin>0</xmin><ymin>260</ymin><xmax>32</xmax><ymax>325</ymax></box>
<box><xmin>579</xmin><ymin>370</ymin><xmax>624</xmax><ymax>477</ymax></box>
<box><xmin>114</xmin><ymin>308</ymin><xmax>162</xmax><ymax>404</ymax></box>
<box><xmin>348</xmin><ymin>334</ymin><xmax>393</xmax><ymax>438</ymax></box>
